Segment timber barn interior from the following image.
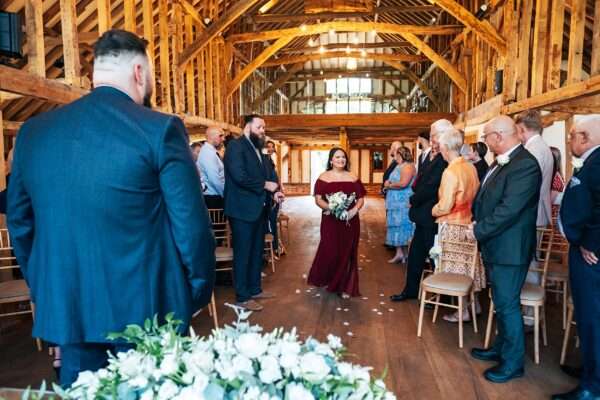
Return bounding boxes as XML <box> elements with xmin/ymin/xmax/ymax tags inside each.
<box><xmin>0</xmin><ymin>0</ymin><xmax>599</xmax><ymax>398</ymax></box>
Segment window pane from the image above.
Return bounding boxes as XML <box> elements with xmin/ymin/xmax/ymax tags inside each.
<box><xmin>348</xmin><ymin>99</ymin><xmax>360</xmax><ymax>113</ymax></box>
<box><xmin>336</xmin><ymin>100</ymin><xmax>348</xmax><ymax>113</ymax></box>
<box><xmin>336</xmin><ymin>78</ymin><xmax>349</xmax><ymax>94</ymax></box>
<box><xmin>360</xmin><ymin>99</ymin><xmax>373</xmax><ymax>113</ymax></box>
<box><xmin>360</xmin><ymin>78</ymin><xmax>372</xmax><ymax>94</ymax></box>
<box><xmin>325</xmin><ymin>100</ymin><xmax>337</xmax><ymax>114</ymax></box>
<box><xmin>348</xmin><ymin>78</ymin><xmax>360</xmax><ymax>95</ymax></box>
<box><xmin>326</xmin><ymin>80</ymin><xmax>336</xmax><ymax>94</ymax></box>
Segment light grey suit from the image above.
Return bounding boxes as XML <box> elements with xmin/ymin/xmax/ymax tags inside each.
<box><xmin>525</xmin><ymin>134</ymin><xmax>553</xmax><ymax>227</ymax></box>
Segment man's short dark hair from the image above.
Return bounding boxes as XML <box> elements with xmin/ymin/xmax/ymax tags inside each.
<box><xmin>94</xmin><ymin>29</ymin><xmax>148</xmax><ymax>60</ymax></box>
<box><xmin>418</xmin><ymin>131</ymin><xmax>430</xmax><ymax>140</ymax></box>
<box><xmin>515</xmin><ymin>110</ymin><xmax>543</xmax><ymax>133</ymax></box>
<box><xmin>243</xmin><ymin>114</ymin><xmax>262</xmax><ymax>126</ymax></box>
<box><xmin>190</xmin><ymin>142</ymin><xmax>202</xmax><ymax>150</ymax></box>
<box><xmin>266</xmin><ymin>140</ymin><xmax>276</xmax><ymax>147</ymax></box>
<box><xmin>471</xmin><ymin>141</ymin><xmax>488</xmax><ymax>158</ymax></box>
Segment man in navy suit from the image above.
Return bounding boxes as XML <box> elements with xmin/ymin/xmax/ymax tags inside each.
<box><xmin>553</xmin><ymin>115</ymin><xmax>600</xmax><ymax>400</ymax></box>
<box><xmin>7</xmin><ymin>30</ymin><xmax>215</xmax><ymax>387</ymax></box>
<box><xmin>224</xmin><ymin>115</ymin><xmax>284</xmax><ymax>311</ymax></box>
<box><xmin>469</xmin><ymin>116</ymin><xmax>541</xmax><ymax>383</ymax></box>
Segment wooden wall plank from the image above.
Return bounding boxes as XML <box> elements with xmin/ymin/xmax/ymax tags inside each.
<box><xmin>531</xmin><ymin>0</ymin><xmax>549</xmax><ymax>95</ymax></box>
<box><xmin>566</xmin><ymin>0</ymin><xmax>586</xmax><ymax>84</ymax></box>
<box><xmin>184</xmin><ymin>15</ymin><xmax>197</xmax><ymax>115</ymax></box>
<box><xmin>516</xmin><ymin>0</ymin><xmax>533</xmax><ymax>101</ymax></box>
<box><xmin>158</xmin><ymin>0</ymin><xmax>172</xmax><ymax>112</ymax></box>
<box><xmin>214</xmin><ymin>41</ymin><xmax>223</xmax><ymax>121</ymax></box>
<box><xmin>60</xmin><ymin>0</ymin><xmax>82</xmax><ymax>85</ymax></box>
<box><xmin>172</xmin><ymin>3</ymin><xmax>185</xmax><ymax>114</ymax></box>
<box><xmin>97</xmin><ymin>0</ymin><xmax>111</xmax><ymax>34</ymax></box>
<box><xmin>206</xmin><ymin>43</ymin><xmax>215</xmax><ymax>119</ymax></box>
<box><xmin>142</xmin><ymin>0</ymin><xmax>156</xmax><ymax>106</ymax></box>
<box><xmin>25</xmin><ymin>0</ymin><xmax>45</xmax><ymax>77</ymax></box>
<box><xmin>503</xmin><ymin>0</ymin><xmax>518</xmax><ymax>102</ymax></box>
<box><xmin>196</xmin><ymin>22</ymin><xmax>207</xmax><ymax>117</ymax></box>
<box><xmin>124</xmin><ymin>0</ymin><xmax>136</xmax><ymax>32</ymax></box>
<box><xmin>591</xmin><ymin>0</ymin><xmax>600</xmax><ymax>75</ymax></box>
<box><xmin>0</xmin><ymin>113</ymin><xmax>5</xmax><ymax>191</ymax></box>
<box><xmin>547</xmin><ymin>0</ymin><xmax>565</xmax><ymax>90</ymax></box>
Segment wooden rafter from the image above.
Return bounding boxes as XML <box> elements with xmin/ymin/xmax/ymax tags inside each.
<box><xmin>262</xmin><ymin>113</ymin><xmax>456</xmax><ymax>129</ymax></box>
<box><xmin>24</xmin><ymin>0</ymin><xmax>45</xmax><ymax>77</ymax></box>
<box><xmin>96</xmin><ymin>0</ymin><xmax>111</xmax><ymax>34</ymax></box>
<box><xmin>279</xmin><ymin>41</ymin><xmax>412</xmax><ymax>54</ymax></box>
<box><xmin>226</xmin><ymin>36</ymin><xmax>294</xmax><ymax>97</ymax></box>
<box><xmin>430</xmin><ymin>0</ymin><xmax>507</xmax><ymax>55</ymax></box>
<box><xmin>177</xmin><ymin>0</ymin><xmax>263</xmax><ymax>69</ymax></box>
<box><xmin>400</xmin><ymin>32</ymin><xmax>467</xmax><ymax>93</ymax></box>
<box><xmin>261</xmin><ymin>51</ymin><xmax>427</xmax><ymax>67</ymax></box>
<box><xmin>250</xmin><ymin>6</ymin><xmax>441</xmax><ymax>23</ymax></box>
<box><xmin>178</xmin><ymin>0</ymin><xmax>204</xmax><ymax>25</ymax></box>
<box><xmin>250</xmin><ymin>63</ymin><xmax>304</xmax><ymax>110</ymax></box>
<box><xmin>228</xmin><ymin>22</ymin><xmax>464</xmax><ymax>44</ymax></box>
<box><xmin>59</xmin><ymin>0</ymin><xmax>81</xmax><ymax>85</ymax></box>
<box><xmin>383</xmin><ymin>60</ymin><xmax>441</xmax><ymax>110</ymax></box>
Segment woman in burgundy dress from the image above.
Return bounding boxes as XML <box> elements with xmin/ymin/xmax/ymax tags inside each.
<box><xmin>307</xmin><ymin>147</ymin><xmax>366</xmax><ymax>297</ymax></box>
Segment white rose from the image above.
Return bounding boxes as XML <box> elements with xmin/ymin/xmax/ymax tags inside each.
<box><xmin>258</xmin><ymin>355</ymin><xmax>282</xmax><ymax>384</ymax></box>
<box><xmin>241</xmin><ymin>386</ymin><xmax>261</xmax><ymax>400</ymax></box>
<box><xmin>192</xmin><ymin>372</ymin><xmax>210</xmax><ymax>393</ymax></box>
<box><xmin>215</xmin><ymin>357</ymin><xmax>237</xmax><ymax>380</ymax></box>
<box><xmin>157</xmin><ymin>380</ymin><xmax>180</xmax><ymax>400</ymax></box>
<box><xmin>496</xmin><ymin>154</ymin><xmax>510</xmax><ymax>166</ymax></box>
<box><xmin>232</xmin><ymin>354</ymin><xmax>255</xmax><ymax>375</ymax></box>
<box><xmin>285</xmin><ymin>383</ymin><xmax>315</xmax><ymax>400</ymax></box>
<box><xmin>117</xmin><ymin>351</ymin><xmax>144</xmax><ymax>378</ymax></box>
<box><xmin>174</xmin><ymin>386</ymin><xmax>206</xmax><ymax>400</ymax></box>
<box><xmin>236</xmin><ymin>333</ymin><xmax>268</xmax><ymax>359</ymax></box>
<box><xmin>160</xmin><ymin>353</ymin><xmax>180</xmax><ymax>376</ymax></box>
<box><xmin>299</xmin><ymin>353</ymin><xmax>331</xmax><ymax>383</ymax></box>
<box><xmin>571</xmin><ymin>157</ymin><xmax>584</xmax><ymax>170</ymax></box>
<box><xmin>280</xmin><ymin>341</ymin><xmax>301</xmax><ymax>355</ymax></box>
<box><xmin>129</xmin><ymin>375</ymin><xmax>149</xmax><ymax>388</ymax></box>
<box><xmin>140</xmin><ymin>388</ymin><xmax>155</xmax><ymax>400</ymax></box>
<box><xmin>326</xmin><ymin>335</ymin><xmax>342</xmax><ymax>350</ymax></box>
<box><xmin>279</xmin><ymin>352</ymin><xmax>299</xmax><ymax>373</ymax></box>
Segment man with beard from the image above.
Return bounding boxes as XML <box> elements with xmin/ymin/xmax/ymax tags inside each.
<box><xmin>224</xmin><ymin>115</ymin><xmax>284</xmax><ymax>311</ymax></box>
<box><xmin>7</xmin><ymin>29</ymin><xmax>216</xmax><ymax>387</ymax></box>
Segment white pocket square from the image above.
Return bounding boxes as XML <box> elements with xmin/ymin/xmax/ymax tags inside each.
<box><xmin>569</xmin><ymin>177</ymin><xmax>581</xmax><ymax>188</ymax></box>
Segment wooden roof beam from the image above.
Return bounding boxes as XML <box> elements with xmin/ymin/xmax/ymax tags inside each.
<box><xmin>250</xmin><ymin>63</ymin><xmax>304</xmax><ymax>110</ymax></box>
<box><xmin>279</xmin><ymin>41</ymin><xmax>412</xmax><ymax>54</ymax></box>
<box><xmin>177</xmin><ymin>0</ymin><xmax>263</xmax><ymax>68</ymax></box>
<box><xmin>228</xmin><ymin>22</ymin><xmax>464</xmax><ymax>44</ymax></box>
<box><xmin>250</xmin><ymin>6</ymin><xmax>441</xmax><ymax>23</ymax></box>
<box><xmin>430</xmin><ymin>0</ymin><xmax>507</xmax><ymax>55</ymax></box>
<box><xmin>383</xmin><ymin>60</ymin><xmax>441</xmax><ymax>110</ymax></box>
<box><xmin>262</xmin><ymin>113</ymin><xmax>456</xmax><ymax>129</ymax></box>
<box><xmin>261</xmin><ymin>51</ymin><xmax>427</xmax><ymax>67</ymax></box>
<box><xmin>226</xmin><ymin>36</ymin><xmax>295</xmax><ymax>97</ymax></box>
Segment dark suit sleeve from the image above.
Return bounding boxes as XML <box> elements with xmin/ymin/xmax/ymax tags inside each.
<box><xmin>474</xmin><ymin>158</ymin><xmax>541</xmax><ymax>243</ymax></box>
<box><xmin>223</xmin><ymin>140</ymin><xmax>266</xmax><ymax>195</ymax></box>
<box><xmin>158</xmin><ymin>117</ymin><xmax>215</xmax><ymax>310</ymax></box>
<box><xmin>561</xmin><ymin>162</ymin><xmax>600</xmax><ymax>254</ymax></box>
<box><xmin>409</xmin><ymin>161</ymin><xmax>444</xmax><ymax>207</ymax></box>
<box><xmin>6</xmin><ymin>136</ymin><xmax>34</xmax><ymax>288</ymax></box>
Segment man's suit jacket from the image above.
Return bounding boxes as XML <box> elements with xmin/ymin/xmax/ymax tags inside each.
<box><xmin>560</xmin><ymin>147</ymin><xmax>600</xmax><ymax>254</ymax></box>
<box><xmin>417</xmin><ymin>149</ymin><xmax>432</xmax><ymax>172</ymax></box>
<box><xmin>409</xmin><ymin>153</ymin><xmax>448</xmax><ymax>227</ymax></box>
<box><xmin>525</xmin><ymin>135</ymin><xmax>554</xmax><ymax>226</ymax></box>
<box><xmin>7</xmin><ymin>86</ymin><xmax>216</xmax><ymax>345</ymax></box>
<box><xmin>381</xmin><ymin>159</ymin><xmax>397</xmax><ymax>194</ymax></box>
<box><xmin>224</xmin><ymin>136</ymin><xmax>277</xmax><ymax>222</ymax></box>
<box><xmin>473</xmin><ymin>145</ymin><xmax>541</xmax><ymax>266</ymax></box>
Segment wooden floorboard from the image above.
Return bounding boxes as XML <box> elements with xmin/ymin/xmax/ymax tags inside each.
<box><xmin>0</xmin><ymin>196</ymin><xmax>578</xmax><ymax>398</ymax></box>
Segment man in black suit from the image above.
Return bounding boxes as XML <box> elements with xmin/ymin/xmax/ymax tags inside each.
<box><xmin>382</xmin><ymin>141</ymin><xmax>401</xmax><ymax>195</ymax></box>
<box><xmin>469</xmin><ymin>115</ymin><xmax>541</xmax><ymax>384</ymax></box>
<box><xmin>224</xmin><ymin>115</ymin><xmax>284</xmax><ymax>311</ymax></box>
<box><xmin>7</xmin><ymin>30</ymin><xmax>215</xmax><ymax>386</ymax></box>
<box><xmin>390</xmin><ymin>119</ymin><xmax>452</xmax><ymax>301</ymax></box>
<box><xmin>416</xmin><ymin>131</ymin><xmax>432</xmax><ymax>172</ymax></box>
<box><xmin>553</xmin><ymin>116</ymin><xmax>600</xmax><ymax>400</ymax></box>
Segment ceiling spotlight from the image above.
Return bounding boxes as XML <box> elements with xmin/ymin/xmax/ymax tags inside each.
<box><xmin>353</xmin><ymin>36</ymin><xmax>360</xmax><ymax>45</ymax></box>
<box><xmin>329</xmin><ymin>29</ymin><xmax>336</xmax><ymax>35</ymax></box>
<box><xmin>308</xmin><ymin>38</ymin><xmax>315</xmax><ymax>46</ymax></box>
<box><xmin>204</xmin><ymin>17</ymin><xmax>212</xmax><ymax>26</ymax></box>
<box><xmin>345</xmin><ymin>46</ymin><xmax>351</xmax><ymax>54</ymax></box>
<box><xmin>300</xmin><ymin>24</ymin><xmax>307</xmax><ymax>32</ymax></box>
<box><xmin>371</xmin><ymin>29</ymin><xmax>377</xmax><ymax>36</ymax></box>
<box><xmin>347</xmin><ymin>58</ymin><xmax>357</xmax><ymax>70</ymax></box>
<box><xmin>338</xmin><ymin>75</ymin><xmax>342</xmax><ymax>78</ymax></box>
<box><xmin>366</xmin><ymin>73</ymin><xmax>370</xmax><ymax>77</ymax></box>
<box><xmin>319</xmin><ymin>45</ymin><xmax>326</xmax><ymax>54</ymax></box>
<box><xmin>320</xmin><ymin>70</ymin><xmax>324</xmax><ymax>75</ymax></box>
<box><xmin>361</xmin><ymin>49</ymin><xmax>367</xmax><ymax>57</ymax></box>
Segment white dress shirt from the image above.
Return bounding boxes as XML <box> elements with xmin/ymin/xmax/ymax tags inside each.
<box><xmin>481</xmin><ymin>143</ymin><xmax>521</xmax><ymax>187</ymax></box>
<box><xmin>197</xmin><ymin>142</ymin><xmax>224</xmax><ymax>196</ymax></box>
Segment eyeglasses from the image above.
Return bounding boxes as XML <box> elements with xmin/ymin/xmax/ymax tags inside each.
<box><xmin>481</xmin><ymin>131</ymin><xmax>501</xmax><ymax>141</ymax></box>
<box><xmin>568</xmin><ymin>131</ymin><xmax>586</xmax><ymax>141</ymax></box>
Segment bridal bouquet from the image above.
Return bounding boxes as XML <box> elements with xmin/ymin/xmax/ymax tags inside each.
<box><xmin>326</xmin><ymin>191</ymin><xmax>356</xmax><ymax>221</ymax></box>
<box><xmin>46</xmin><ymin>306</ymin><xmax>395</xmax><ymax>400</ymax></box>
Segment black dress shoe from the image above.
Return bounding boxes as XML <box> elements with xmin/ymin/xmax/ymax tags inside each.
<box><xmin>483</xmin><ymin>364</ymin><xmax>524</xmax><ymax>383</ymax></box>
<box><xmin>390</xmin><ymin>292</ymin><xmax>416</xmax><ymax>302</ymax></box>
<box><xmin>552</xmin><ymin>387</ymin><xmax>600</xmax><ymax>400</ymax></box>
<box><xmin>560</xmin><ymin>365</ymin><xmax>583</xmax><ymax>379</ymax></box>
<box><xmin>471</xmin><ymin>347</ymin><xmax>501</xmax><ymax>362</ymax></box>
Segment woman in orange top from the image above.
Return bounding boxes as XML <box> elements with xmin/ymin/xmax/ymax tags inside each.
<box><xmin>432</xmin><ymin>129</ymin><xmax>483</xmax><ymax>323</ymax></box>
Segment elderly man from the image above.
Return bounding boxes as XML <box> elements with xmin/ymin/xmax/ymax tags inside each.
<box><xmin>470</xmin><ymin>116</ymin><xmax>541</xmax><ymax>383</ymax></box>
<box><xmin>198</xmin><ymin>126</ymin><xmax>226</xmax><ymax>209</ymax></box>
<box><xmin>390</xmin><ymin>119</ymin><xmax>452</xmax><ymax>302</ymax></box>
<box><xmin>382</xmin><ymin>141</ymin><xmax>402</xmax><ymax>195</ymax></box>
<box><xmin>553</xmin><ymin>116</ymin><xmax>600</xmax><ymax>400</ymax></box>
<box><xmin>7</xmin><ymin>29</ymin><xmax>215</xmax><ymax>386</ymax></box>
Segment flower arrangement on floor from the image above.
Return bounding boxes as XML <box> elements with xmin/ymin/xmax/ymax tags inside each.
<box><xmin>43</xmin><ymin>306</ymin><xmax>395</xmax><ymax>399</ymax></box>
<box><xmin>326</xmin><ymin>192</ymin><xmax>357</xmax><ymax>221</ymax></box>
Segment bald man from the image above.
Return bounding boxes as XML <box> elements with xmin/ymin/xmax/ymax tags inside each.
<box><xmin>469</xmin><ymin>115</ymin><xmax>541</xmax><ymax>383</ymax></box>
<box><xmin>554</xmin><ymin>115</ymin><xmax>600</xmax><ymax>400</ymax></box>
<box><xmin>198</xmin><ymin>126</ymin><xmax>226</xmax><ymax>209</ymax></box>
<box><xmin>382</xmin><ymin>141</ymin><xmax>402</xmax><ymax>196</ymax></box>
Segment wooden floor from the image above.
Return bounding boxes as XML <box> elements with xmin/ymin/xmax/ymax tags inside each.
<box><xmin>0</xmin><ymin>196</ymin><xmax>578</xmax><ymax>398</ymax></box>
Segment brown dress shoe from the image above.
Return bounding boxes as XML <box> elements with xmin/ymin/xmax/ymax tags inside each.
<box><xmin>236</xmin><ymin>300</ymin><xmax>264</xmax><ymax>311</ymax></box>
<box><xmin>252</xmin><ymin>291</ymin><xmax>276</xmax><ymax>300</ymax></box>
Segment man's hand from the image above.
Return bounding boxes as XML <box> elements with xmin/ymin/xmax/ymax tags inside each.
<box><xmin>264</xmin><ymin>181</ymin><xmax>278</xmax><ymax>192</ymax></box>
<box><xmin>466</xmin><ymin>223</ymin><xmax>476</xmax><ymax>241</ymax></box>
<box><xmin>347</xmin><ymin>208</ymin><xmax>359</xmax><ymax>220</ymax></box>
<box><xmin>273</xmin><ymin>191</ymin><xmax>285</xmax><ymax>204</ymax></box>
<box><xmin>580</xmin><ymin>246</ymin><xmax>599</xmax><ymax>266</ymax></box>
<box><xmin>383</xmin><ymin>180</ymin><xmax>391</xmax><ymax>188</ymax></box>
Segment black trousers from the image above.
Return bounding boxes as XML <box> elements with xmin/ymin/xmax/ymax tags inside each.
<box><xmin>229</xmin><ymin>212</ymin><xmax>266</xmax><ymax>302</ymax></box>
<box><xmin>403</xmin><ymin>223</ymin><xmax>437</xmax><ymax>297</ymax></box>
<box><xmin>569</xmin><ymin>247</ymin><xmax>600</xmax><ymax>394</ymax></box>
<box><xmin>204</xmin><ymin>194</ymin><xmax>224</xmax><ymax>210</ymax></box>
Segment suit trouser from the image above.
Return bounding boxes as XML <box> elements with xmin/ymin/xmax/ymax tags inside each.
<box><xmin>230</xmin><ymin>213</ymin><xmax>266</xmax><ymax>302</ymax></box>
<box><xmin>60</xmin><ymin>342</ymin><xmax>133</xmax><ymax>388</ymax></box>
<box><xmin>487</xmin><ymin>263</ymin><xmax>529</xmax><ymax>369</ymax></box>
<box><xmin>403</xmin><ymin>223</ymin><xmax>437</xmax><ymax>297</ymax></box>
<box><xmin>569</xmin><ymin>247</ymin><xmax>600</xmax><ymax>394</ymax></box>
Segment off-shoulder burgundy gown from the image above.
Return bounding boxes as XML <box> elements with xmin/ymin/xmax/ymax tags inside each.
<box><xmin>307</xmin><ymin>179</ymin><xmax>366</xmax><ymax>297</ymax></box>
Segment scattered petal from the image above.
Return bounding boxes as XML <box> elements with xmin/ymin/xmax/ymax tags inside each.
<box><xmin>343</xmin><ymin>322</ymin><xmax>350</xmax><ymax>326</ymax></box>
<box><xmin>361</xmin><ymin>297</ymin><xmax>368</xmax><ymax>300</ymax></box>
<box><xmin>372</xmin><ymin>308</ymin><xmax>379</xmax><ymax>312</ymax></box>
<box><xmin>388</xmin><ymin>308</ymin><xmax>395</xmax><ymax>312</ymax></box>
<box><xmin>379</xmin><ymin>302</ymin><xmax>385</xmax><ymax>305</ymax></box>
<box><xmin>295</xmin><ymin>289</ymin><xmax>301</xmax><ymax>294</ymax></box>
<box><xmin>347</xmin><ymin>332</ymin><xmax>354</xmax><ymax>337</ymax></box>
<box><xmin>302</xmin><ymin>274</ymin><xmax>307</xmax><ymax>279</ymax></box>
<box><xmin>336</xmin><ymin>307</ymin><xmax>342</xmax><ymax>311</ymax></box>
<box><xmin>379</xmin><ymin>293</ymin><xmax>385</xmax><ymax>297</ymax></box>
<box><xmin>344</xmin><ymin>308</ymin><xmax>349</xmax><ymax>312</ymax></box>
<box><xmin>377</xmin><ymin>312</ymin><xmax>383</xmax><ymax>316</ymax></box>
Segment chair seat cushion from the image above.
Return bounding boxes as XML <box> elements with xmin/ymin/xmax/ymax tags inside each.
<box><xmin>0</xmin><ymin>279</ymin><xmax>30</xmax><ymax>300</ymax></box>
<box><xmin>422</xmin><ymin>273</ymin><xmax>473</xmax><ymax>293</ymax></box>
<box><xmin>215</xmin><ymin>247</ymin><xmax>233</xmax><ymax>261</ymax></box>
<box><xmin>520</xmin><ymin>283</ymin><xmax>545</xmax><ymax>302</ymax></box>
